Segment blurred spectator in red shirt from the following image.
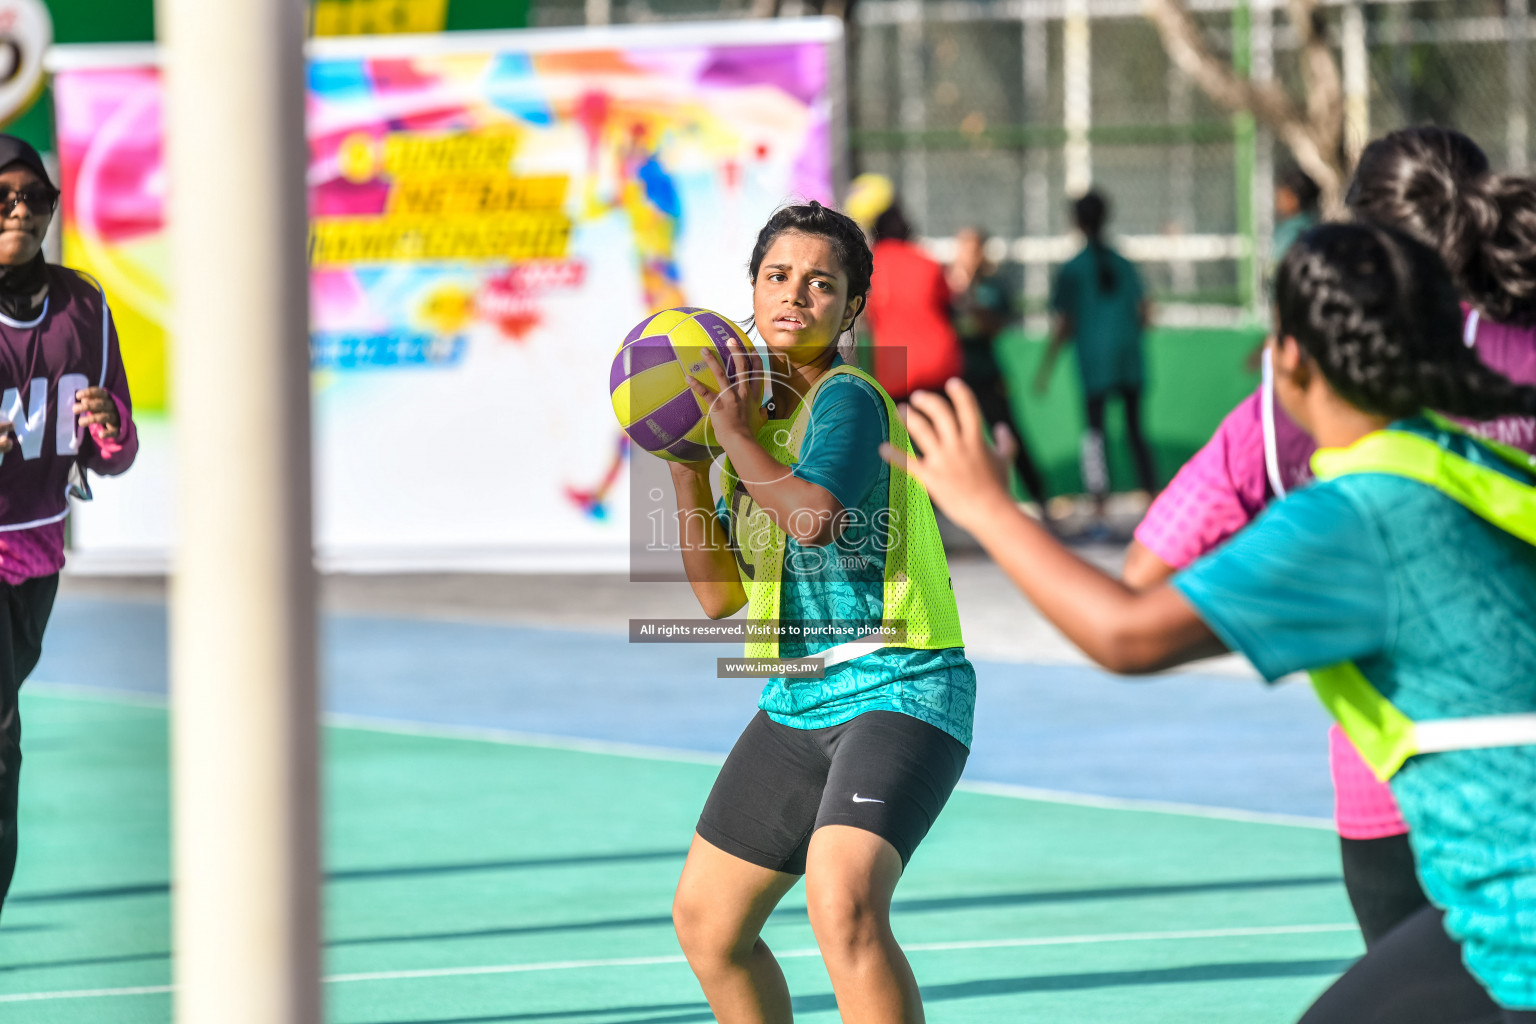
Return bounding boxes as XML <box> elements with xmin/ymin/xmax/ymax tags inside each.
<box><xmin>864</xmin><ymin>203</ymin><xmax>963</xmax><ymax>401</ymax></box>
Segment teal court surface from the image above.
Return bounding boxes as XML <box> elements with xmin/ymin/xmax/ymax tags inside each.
<box><xmin>0</xmin><ymin>575</ymin><xmax>1362</xmax><ymax>1022</ymax></box>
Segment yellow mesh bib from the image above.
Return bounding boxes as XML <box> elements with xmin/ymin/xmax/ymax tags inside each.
<box><xmin>719</xmin><ymin>364</ymin><xmax>964</xmax><ymax>659</ymax></box>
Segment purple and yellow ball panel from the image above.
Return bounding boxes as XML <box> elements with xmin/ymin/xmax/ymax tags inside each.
<box><xmin>611</xmin><ymin>359</ymin><xmax>692</xmax><ymax>432</ymax></box>
<box><xmin>625</xmin><ymin>388</ymin><xmax>705</xmax><ymax>453</ymax></box>
<box><xmin>665</xmin><ymin>435</ymin><xmax>715</xmax><ymax>463</ymax></box>
<box><xmin>690</xmin><ymin>311</ymin><xmax>749</xmax><ymax>355</ymax></box>
<box><xmin>667</xmin><ymin>317</ymin><xmax>734</xmax><ymax>392</ymax></box>
<box><xmin>635</xmin><ymin>310</ymin><xmax>691</xmax><ymax>342</ymax></box>
<box><xmin>632</xmin><ymin>307</ymin><xmax>694</xmax><ymax>342</ymax></box>
<box><xmin>609</xmin><ymin>335</ymin><xmax>677</xmax><ymax>394</ymax></box>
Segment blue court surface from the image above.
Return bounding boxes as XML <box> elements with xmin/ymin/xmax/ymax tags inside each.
<box><xmin>0</xmin><ymin>582</ymin><xmax>1359</xmax><ymax>1022</ymax></box>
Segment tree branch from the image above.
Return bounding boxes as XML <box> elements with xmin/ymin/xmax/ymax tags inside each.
<box><xmin>1143</xmin><ymin>0</ymin><xmax>1346</xmax><ymax>214</ymax></box>
<box><xmin>1288</xmin><ymin>0</ymin><xmax>1343</xmax><ymax>164</ymax></box>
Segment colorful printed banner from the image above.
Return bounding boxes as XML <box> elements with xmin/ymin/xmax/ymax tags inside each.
<box><xmin>49</xmin><ymin>20</ymin><xmax>841</xmax><ymax>570</ymax></box>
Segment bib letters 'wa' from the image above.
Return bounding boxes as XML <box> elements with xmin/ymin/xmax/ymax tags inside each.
<box><xmin>0</xmin><ymin>269</ymin><xmax>117</xmax><ymax>531</ymax></box>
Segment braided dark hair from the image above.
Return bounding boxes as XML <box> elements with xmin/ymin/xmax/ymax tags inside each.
<box><xmin>1073</xmin><ymin>191</ymin><xmax>1117</xmax><ymax>292</ymax></box>
<box><xmin>748</xmin><ymin>200</ymin><xmax>874</xmax><ymax>335</ymax></box>
<box><xmin>1347</xmin><ymin>126</ymin><xmax>1536</xmax><ymax>326</ymax></box>
<box><xmin>1276</xmin><ymin>222</ymin><xmax>1536</xmax><ymax>421</ymax></box>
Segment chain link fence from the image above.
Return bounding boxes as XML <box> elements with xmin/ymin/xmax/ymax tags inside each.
<box><xmin>525</xmin><ymin>0</ymin><xmax>1533</xmax><ymax>315</ymax></box>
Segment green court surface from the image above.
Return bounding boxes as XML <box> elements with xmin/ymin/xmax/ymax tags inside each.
<box><xmin>0</xmin><ymin>689</ymin><xmax>1361</xmax><ymax>1023</ymax></box>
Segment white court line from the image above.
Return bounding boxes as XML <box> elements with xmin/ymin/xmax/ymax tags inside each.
<box><xmin>23</xmin><ymin>683</ymin><xmax>1332</xmax><ymax>828</ymax></box>
<box><xmin>957</xmin><ymin>780</ymin><xmax>1334</xmax><ymax>831</ymax></box>
<box><xmin>0</xmin><ymin>922</ymin><xmax>1359</xmax><ymax>1002</ymax></box>
<box><xmin>0</xmin><ymin>984</ymin><xmax>174</xmax><ymax>1004</ymax></box>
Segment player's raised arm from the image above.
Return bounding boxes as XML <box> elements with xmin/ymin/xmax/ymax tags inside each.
<box><xmin>884</xmin><ymin>378</ymin><xmax>1227</xmax><ymax>674</ymax></box>
<box><xmin>667</xmin><ymin>459</ymin><xmax>746</xmax><ymax>619</ymax></box>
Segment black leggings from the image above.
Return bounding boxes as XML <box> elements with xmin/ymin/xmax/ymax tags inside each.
<box><xmin>0</xmin><ymin>573</ymin><xmax>58</xmax><ymax>917</ymax></box>
<box><xmin>1299</xmin><ymin>903</ymin><xmax>1527</xmax><ymax>1023</ymax></box>
<box><xmin>967</xmin><ymin>375</ymin><xmax>1049</xmax><ymax>507</ymax></box>
<box><xmin>1084</xmin><ymin>387</ymin><xmax>1157</xmax><ymax>495</ymax></box>
<box><xmin>1342</xmin><ymin>833</ymin><xmax>1434</xmax><ymax>948</ymax></box>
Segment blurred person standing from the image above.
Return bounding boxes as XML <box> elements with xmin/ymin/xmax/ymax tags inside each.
<box><xmin>947</xmin><ymin>226</ymin><xmax>1050</xmax><ymax>511</ymax></box>
<box><xmin>863</xmin><ymin>200</ymin><xmax>963</xmax><ymax>402</ymax></box>
<box><xmin>1272</xmin><ymin>163</ymin><xmax>1321</xmax><ymax>266</ymax></box>
<box><xmin>1036</xmin><ymin>190</ymin><xmax>1157</xmax><ymax>518</ymax></box>
<box><xmin>0</xmin><ymin>136</ymin><xmax>137</xmax><ymax>916</ymax></box>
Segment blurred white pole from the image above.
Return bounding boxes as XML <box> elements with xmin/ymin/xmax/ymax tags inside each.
<box><xmin>1341</xmin><ymin>3</ymin><xmax>1369</xmax><ymax>169</ymax></box>
<box><xmin>586</xmin><ymin>0</ymin><xmax>611</xmax><ymax>27</ymax></box>
<box><xmin>1022</xmin><ymin>12</ymin><xmax>1049</xmax><ymax>303</ymax></box>
<box><xmin>1062</xmin><ymin>0</ymin><xmax>1091</xmax><ymax>198</ymax></box>
<box><xmin>1167</xmin><ymin>66</ymin><xmax>1195</xmax><ymax>297</ymax></box>
<box><xmin>160</xmin><ymin>0</ymin><xmax>320</xmax><ymax>1019</ymax></box>
<box><xmin>897</xmin><ymin>2</ymin><xmax>927</xmax><ymax>229</ymax></box>
<box><xmin>1251</xmin><ymin>0</ymin><xmax>1274</xmax><ymax>301</ymax></box>
<box><xmin>1509</xmin><ymin>0</ymin><xmax>1530</xmax><ymax>172</ymax></box>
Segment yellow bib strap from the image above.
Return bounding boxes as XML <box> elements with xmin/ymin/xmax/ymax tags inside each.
<box><xmin>1311</xmin><ymin>429</ymin><xmax>1536</xmax><ymax>546</ymax></box>
<box><xmin>1308</xmin><ymin>421</ymin><xmax>1536</xmax><ymax>780</ymax></box>
<box><xmin>1308</xmin><ymin>662</ymin><xmax>1419</xmax><ymax>782</ymax></box>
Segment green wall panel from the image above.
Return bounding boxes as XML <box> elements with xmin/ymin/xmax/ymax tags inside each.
<box><xmin>43</xmin><ymin>0</ymin><xmax>154</xmax><ymax>44</ymax></box>
<box><xmin>995</xmin><ymin>326</ymin><xmax>1266</xmax><ymax>497</ymax></box>
<box><xmin>446</xmin><ymin>0</ymin><xmax>530</xmax><ymax>30</ymax></box>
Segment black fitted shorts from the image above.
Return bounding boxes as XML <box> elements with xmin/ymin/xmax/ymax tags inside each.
<box><xmin>696</xmin><ymin>709</ymin><xmax>969</xmax><ymax>874</ymax></box>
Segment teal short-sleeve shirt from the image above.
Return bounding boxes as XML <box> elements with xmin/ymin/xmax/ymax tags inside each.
<box><xmin>1051</xmin><ymin>246</ymin><xmax>1146</xmax><ymax>397</ymax></box>
<box><xmin>1173</xmin><ymin>420</ymin><xmax>1536</xmax><ymax>1008</ymax></box>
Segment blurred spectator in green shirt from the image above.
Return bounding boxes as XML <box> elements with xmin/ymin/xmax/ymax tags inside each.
<box><xmin>1037</xmin><ymin>190</ymin><xmax>1157</xmax><ymax>519</ymax></box>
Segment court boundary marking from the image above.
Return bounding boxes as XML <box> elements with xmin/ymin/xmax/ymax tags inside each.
<box><xmin>24</xmin><ymin>682</ymin><xmax>1334</xmax><ymax>830</ymax></box>
<box><xmin>0</xmin><ymin>922</ymin><xmax>1359</xmax><ymax>1003</ymax></box>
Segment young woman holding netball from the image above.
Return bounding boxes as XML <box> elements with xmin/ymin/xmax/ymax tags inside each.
<box><xmin>666</xmin><ymin>201</ymin><xmax>975</xmax><ymax>1023</ymax></box>
<box><xmin>890</xmin><ymin>221</ymin><xmax>1536</xmax><ymax>1023</ymax></box>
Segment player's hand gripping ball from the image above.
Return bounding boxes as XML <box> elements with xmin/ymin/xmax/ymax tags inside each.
<box><xmin>610</xmin><ymin>307</ymin><xmax>750</xmax><ymax>463</ymax></box>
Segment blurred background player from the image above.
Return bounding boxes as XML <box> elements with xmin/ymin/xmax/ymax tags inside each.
<box><xmin>1036</xmin><ymin>190</ymin><xmax>1157</xmax><ymax>526</ymax></box>
<box><xmin>856</xmin><ymin>183</ymin><xmax>963</xmax><ymax>403</ymax></box>
<box><xmin>947</xmin><ymin>225</ymin><xmax>1051</xmax><ymax>517</ymax></box>
<box><xmin>0</xmin><ymin>135</ymin><xmax>136</xmax><ymax>916</ymax></box>
<box><xmin>1272</xmin><ymin>163</ymin><xmax>1321</xmax><ymax>270</ymax></box>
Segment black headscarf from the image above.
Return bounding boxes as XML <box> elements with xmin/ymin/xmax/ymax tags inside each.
<box><xmin>0</xmin><ymin>135</ymin><xmax>52</xmax><ymax>320</ymax></box>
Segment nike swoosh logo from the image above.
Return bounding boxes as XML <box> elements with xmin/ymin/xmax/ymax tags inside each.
<box><xmin>851</xmin><ymin>794</ymin><xmax>885</xmax><ymax>804</ymax></box>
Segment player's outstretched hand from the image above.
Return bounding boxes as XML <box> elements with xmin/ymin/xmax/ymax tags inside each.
<box><xmin>880</xmin><ymin>378</ymin><xmax>1015</xmax><ymax>532</ymax></box>
<box><xmin>73</xmin><ymin>387</ymin><xmax>120</xmax><ymax>441</ymax></box>
<box><xmin>690</xmin><ymin>338</ymin><xmax>765</xmax><ymax>446</ymax></box>
<box><xmin>0</xmin><ymin>418</ymin><xmax>11</xmax><ymax>453</ymax></box>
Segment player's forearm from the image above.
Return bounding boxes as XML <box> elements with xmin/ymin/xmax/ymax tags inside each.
<box><xmin>669</xmin><ymin>467</ymin><xmax>745</xmax><ymax>618</ymax></box>
<box><xmin>1121</xmin><ymin>540</ymin><xmax>1177</xmax><ymax>591</ymax></box>
<box><xmin>963</xmin><ymin>497</ymin><xmax>1223</xmax><ymax>673</ymax></box>
<box><xmin>715</xmin><ymin>430</ymin><xmax>842</xmax><ymax>546</ymax></box>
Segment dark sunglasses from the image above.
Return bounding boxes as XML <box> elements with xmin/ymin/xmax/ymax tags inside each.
<box><xmin>0</xmin><ymin>187</ymin><xmax>58</xmax><ymax>215</ymax></box>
